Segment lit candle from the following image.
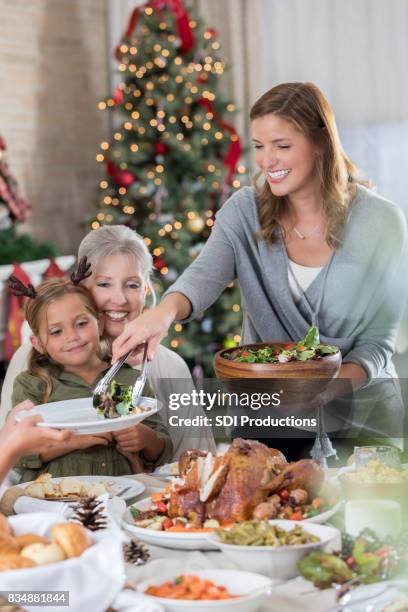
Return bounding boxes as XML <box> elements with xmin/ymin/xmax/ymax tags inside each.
<box><xmin>345</xmin><ymin>499</ymin><xmax>401</xmax><ymax>539</ymax></box>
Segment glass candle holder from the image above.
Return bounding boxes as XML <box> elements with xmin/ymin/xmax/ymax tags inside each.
<box><xmin>354</xmin><ymin>445</ymin><xmax>401</xmax><ymax>470</ymax></box>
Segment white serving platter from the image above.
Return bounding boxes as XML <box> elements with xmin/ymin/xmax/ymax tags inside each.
<box><xmin>15</xmin><ymin>396</ymin><xmax>160</xmax><ymax>434</ymax></box>
<box><xmin>122</xmin><ymin>496</ymin><xmax>219</xmax><ymax>551</ymax></box>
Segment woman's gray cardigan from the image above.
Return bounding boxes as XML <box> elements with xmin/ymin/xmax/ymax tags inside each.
<box><xmin>165</xmin><ymin>185</ymin><xmax>407</xmax><ymax>441</ymax></box>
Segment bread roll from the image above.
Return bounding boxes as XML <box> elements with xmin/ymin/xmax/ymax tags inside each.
<box><xmin>21</xmin><ymin>543</ymin><xmax>65</xmax><ymax>565</ymax></box>
<box><xmin>0</xmin><ymin>533</ymin><xmax>20</xmax><ymax>555</ymax></box>
<box><xmin>0</xmin><ymin>513</ymin><xmax>13</xmax><ymax>535</ymax></box>
<box><xmin>83</xmin><ymin>482</ymin><xmax>106</xmax><ymax>497</ymax></box>
<box><xmin>35</xmin><ymin>473</ymin><xmax>55</xmax><ymax>496</ymax></box>
<box><xmin>0</xmin><ymin>554</ymin><xmax>36</xmax><ymax>571</ymax></box>
<box><xmin>51</xmin><ymin>523</ymin><xmax>91</xmax><ymax>558</ymax></box>
<box><xmin>24</xmin><ymin>483</ymin><xmax>46</xmax><ymax>499</ymax></box>
<box><xmin>59</xmin><ymin>477</ymin><xmax>82</xmax><ymax>496</ymax></box>
<box><xmin>15</xmin><ymin>534</ymin><xmax>50</xmax><ymax>548</ymax></box>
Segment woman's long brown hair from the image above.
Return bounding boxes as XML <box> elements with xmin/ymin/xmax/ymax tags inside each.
<box><xmin>25</xmin><ymin>280</ymin><xmax>103</xmax><ymax>403</ymax></box>
<box><xmin>250</xmin><ymin>82</ymin><xmax>370</xmax><ymax>247</ymax></box>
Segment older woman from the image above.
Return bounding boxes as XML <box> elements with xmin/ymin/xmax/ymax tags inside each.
<box><xmin>1</xmin><ymin>225</ymin><xmax>215</xmax><ymax>459</ymax></box>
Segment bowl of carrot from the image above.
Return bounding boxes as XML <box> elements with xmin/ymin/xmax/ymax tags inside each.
<box><xmin>138</xmin><ymin>569</ymin><xmax>272</xmax><ymax>612</ymax></box>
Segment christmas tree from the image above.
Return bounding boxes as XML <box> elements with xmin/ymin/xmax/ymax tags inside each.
<box><xmin>0</xmin><ymin>135</ymin><xmax>57</xmax><ymax>265</ymax></box>
<box><xmin>91</xmin><ymin>0</ymin><xmax>248</xmax><ymax>373</ymax></box>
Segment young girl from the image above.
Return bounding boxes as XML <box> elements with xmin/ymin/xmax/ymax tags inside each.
<box><xmin>1</xmin><ymin>226</ymin><xmax>216</xmax><ymax>458</ymax></box>
<box><xmin>10</xmin><ymin>271</ymin><xmax>173</xmax><ymax>482</ymax></box>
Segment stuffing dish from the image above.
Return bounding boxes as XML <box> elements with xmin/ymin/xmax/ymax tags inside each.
<box><xmin>341</xmin><ymin>460</ymin><xmax>408</xmax><ymax>484</ymax></box>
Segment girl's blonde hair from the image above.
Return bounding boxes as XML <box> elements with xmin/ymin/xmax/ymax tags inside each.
<box><xmin>78</xmin><ymin>225</ymin><xmax>156</xmax><ymax>306</ymax></box>
<box><xmin>25</xmin><ymin>279</ymin><xmax>102</xmax><ymax>403</ymax></box>
<box><xmin>250</xmin><ymin>82</ymin><xmax>370</xmax><ymax>247</ymax></box>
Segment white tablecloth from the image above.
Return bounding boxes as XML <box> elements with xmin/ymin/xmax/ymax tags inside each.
<box><xmin>123</xmin><ymin>474</ymin><xmax>338</xmax><ymax>612</ymax></box>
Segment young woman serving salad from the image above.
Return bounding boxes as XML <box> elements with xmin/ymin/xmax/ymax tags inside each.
<box><xmin>111</xmin><ymin>82</ymin><xmax>406</xmax><ymax>457</ymax></box>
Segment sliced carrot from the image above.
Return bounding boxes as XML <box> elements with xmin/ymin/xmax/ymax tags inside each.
<box><xmin>311</xmin><ymin>497</ymin><xmax>325</xmax><ymax>509</ymax></box>
<box><xmin>166</xmin><ymin>525</ymin><xmax>214</xmax><ymax>533</ymax></box>
<box><xmin>151</xmin><ymin>492</ymin><xmax>167</xmax><ymax>502</ymax></box>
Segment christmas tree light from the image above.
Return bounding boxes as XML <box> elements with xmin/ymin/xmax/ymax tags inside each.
<box><xmin>91</xmin><ymin>0</ymin><xmax>248</xmax><ymax>373</ymax></box>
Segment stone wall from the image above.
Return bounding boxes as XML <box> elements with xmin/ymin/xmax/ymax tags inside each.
<box><xmin>0</xmin><ymin>0</ymin><xmax>110</xmax><ymax>254</ymax></box>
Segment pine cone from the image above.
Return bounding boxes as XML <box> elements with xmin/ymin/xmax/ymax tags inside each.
<box><xmin>70</xmin><ymin>496</ymin><xmax>108</xmax><ymax>531</ymax></box>
<box><xmin>123</xmin><ymin>539</ymin><xmax>150</xmax><ymax>565</ymax></box>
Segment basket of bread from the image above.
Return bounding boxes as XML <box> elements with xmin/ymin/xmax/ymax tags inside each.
<box><xmin>0</xmin><ymin>512</ymin><xmax>125</xmax><ymax>612</ymax></box>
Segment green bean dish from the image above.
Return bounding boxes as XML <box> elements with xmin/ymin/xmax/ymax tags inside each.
<box><xmin>216</xmin><ymin>521</ymin><xmax>320</xmax><ymax>547</ymax></box>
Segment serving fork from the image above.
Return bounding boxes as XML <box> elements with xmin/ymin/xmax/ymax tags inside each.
<box><xmin>131</xmin><ymin>343</ymin><xmax>149</xmax><ymax>408</ymax></box>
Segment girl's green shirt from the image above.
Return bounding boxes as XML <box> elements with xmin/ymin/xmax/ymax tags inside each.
<box><xmin>12</xmin><ymin>364</ymin><xmax>173</xmax><ymax>482</ymax></box>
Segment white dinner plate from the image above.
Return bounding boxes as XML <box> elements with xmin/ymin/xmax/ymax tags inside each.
<box><xmin>122</xmin><ymin>497</ymin><xmax>219</xmax><ymax>551</ymax></box>
<box><xmin>19</xmin><ymin>475</ymin><xmax>145</xmax><ymax>502</ymax></box>
<box><xmin>340</xmin><ymin>580</ymin><xmax>408</xmax><ymax>612</ymax></box>
<box><xmin>152</xmin><ymin>462</ymin><xmax>179</xmax><ymax>478</ymax></box>
<box><xmin>15</xmin><ymin>396</ymin><xmax>160</xmax><ymax>434</ymax></box>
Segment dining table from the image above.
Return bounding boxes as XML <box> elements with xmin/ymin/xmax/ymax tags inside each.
<box><xmin>0</xmin><ymin>470</ymin><xmax>345</xmax><ymax>611</ymax></box>
<box><xmin>121</xmin><ymin>472</ymin><xmax>339</xmax><ymax>612</ymax></box>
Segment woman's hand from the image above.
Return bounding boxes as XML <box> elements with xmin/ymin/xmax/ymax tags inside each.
<box><xmin>2</xmin><ymin>401</ymin><xmax>74</xmax><ymax>458</ymax></box>
<box><xmin>111</xmin><ymin>293</ymin><xmax>192</xmax><ymax>362</ymax></box>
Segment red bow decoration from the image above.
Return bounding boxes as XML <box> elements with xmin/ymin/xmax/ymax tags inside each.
<box><xmin>4</xmin><ymin>264</ymin><xmax>32</xmax><ymax>361</ymax></box>
<box><xmin>113</xmin><ymin>86</ymin><xmax>124</xmax><ymax>106</ymax></box>
<box><xmin>197</xmin><ymin>99</ymin><xmax>242</xmax><ymax>185</ymax></box>
<box><xmin>106</xmin><ymin>161</ymin><xmax>135</xmax><ymax>188</ymax></box>
<box><xmin>116</xmin><ymin>0</ymin><xmax>194</xmax><ymax>59</ymax></box>
<box><xmin>43</xmin><ymin>258</ymin><xmax>66</xmax><ymax>280</ymax></box>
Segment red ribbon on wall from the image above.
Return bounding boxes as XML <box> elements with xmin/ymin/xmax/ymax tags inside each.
<box><xmin>198</xmin><ymin>99</ymin><xmax>242</xmax><ymax>184</ymax></box>
<box><xmin>4</xmin><ymin>264</ymin><xmax>32</xmax><ymax>361</ymax></box>
<box><xmin>116</xmin><ymin>0</ymin><xmax>194</xmax><ymax>59</ymax></box>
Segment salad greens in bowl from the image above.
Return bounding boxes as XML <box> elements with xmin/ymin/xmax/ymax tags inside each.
<box><xmin>213</xmin><ymin>326</ymin><xmax>342</xmax><ymax>402</ymax></box>
<box><xmin>223</xmin><ymin>326</ymin><xmax>339</xmax><ymax>364</ymax></box>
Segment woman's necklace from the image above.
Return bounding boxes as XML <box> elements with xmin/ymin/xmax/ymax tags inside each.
<box><xmin>292</xmin><ymin>224</ymin><xmax>321</xmax><ymax>240</ymax></box>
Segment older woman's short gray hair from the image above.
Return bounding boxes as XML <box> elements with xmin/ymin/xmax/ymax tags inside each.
<box><xmin>78</xmin><ymin>225</ymin><xmax>156</xmax><ymax>306</ymax></box>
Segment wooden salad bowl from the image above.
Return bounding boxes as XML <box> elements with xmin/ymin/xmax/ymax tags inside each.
<box><xmin>213</xmin><ymin>342</ymin><xmax>342</xmax><ymax>406</ymax></box>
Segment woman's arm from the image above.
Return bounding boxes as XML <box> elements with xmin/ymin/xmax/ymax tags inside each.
<box><xmin>112</xmin><ymin>218</ymin><xmax>236</xmax><ymax>361</ymax></box>
<box><xmin>338</xmin><ymin>362</ymin><xmax>368</xmax><ymax>389</ymax></box>
<box><xmin>0</xmin><ymin>402</ymin><xmax>73</xmax><ymax>483</ymax></box>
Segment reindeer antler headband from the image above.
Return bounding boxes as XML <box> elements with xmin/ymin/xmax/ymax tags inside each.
<box><xmin>8</xmin><ymin>257</ymin><xmax>92</xmax><ymax>299</ymax></box>
<box><xmin>70</xmin><ymin>256</ymin><xmax>92</xmax><ymax>285</ymax></box>
<box><xmin>8</xmin><ymin>277</ymin><xmax>37</xmax><ymax>299</ymax></box>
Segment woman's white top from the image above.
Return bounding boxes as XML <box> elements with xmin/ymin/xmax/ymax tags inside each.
<box><xmin>288</xmin><ymin>259</ymin><xmax>323</xmax><ymax>301</ymax></box>
<box><xmin>0</xmin><ymin>343</ymin><xmax>216</xmax><ymax>460</ymax></box>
